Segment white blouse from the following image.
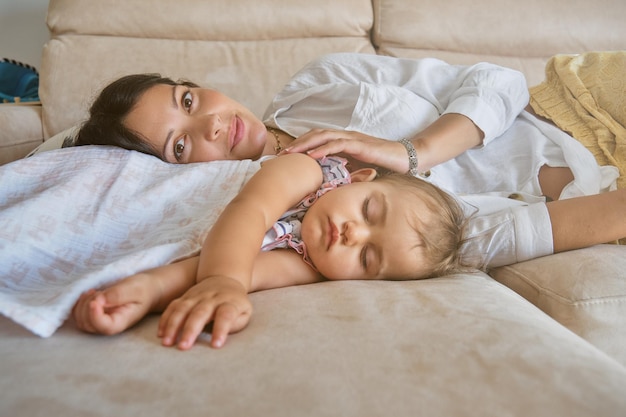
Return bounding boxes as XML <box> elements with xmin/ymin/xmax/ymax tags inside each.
<box><xmin>263</xmin><ymin>53</ymin><xmax>619</xmax><ymax>269</ymax></box>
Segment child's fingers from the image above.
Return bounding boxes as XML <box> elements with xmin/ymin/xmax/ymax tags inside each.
<box><xmin>86</xmin><ymin>292</ymin><xmax>129</xmax><ymax>335</ymax></box>
<box><xmin>159</xmin><ymin>300</ymin><xmax>195</xmax><ymax>347</ymax></box>
<box><xmin>157</xmin><ymin>311</ymin><xmax>168</xmax><ymax>339</ymax></box>
<box><xmin>87</xmin><ymin>294</ymin><xmax>112</xmax><ymax>332</ymax></box>
<box><xmin>214</xmin><ymin>304</ymin><xmax>253</xmax><ymax>348</ymax></box>
<box><xmin>177</xmin><ymin>304</ymin><xmax>217</xmax><ymax>350</ymax></box>
<box><xmin>72</xmin><ymin>290</ymin><xmax>98</xmax><ymax>332</ymax></box>
<box><xmin>208</xmin><ymin>303</ymin><xmax>240</xmax><ymax>349</ymax></box>
<box><xmin>73</xmin><ymin>287</ymin><xmax>120</xmax><ymax>333</ymax></box>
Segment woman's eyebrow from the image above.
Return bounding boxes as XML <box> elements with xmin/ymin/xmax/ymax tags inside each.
<box><xmin>170</xmin><ymin>85</ymin><xmax>179</xmax><ymax>109</ymax></box>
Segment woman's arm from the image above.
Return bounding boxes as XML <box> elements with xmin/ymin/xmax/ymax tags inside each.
<box><xmin>283</xmin><ymin>114</ymin><xmax>482</xmax><ymax>175</ymax></box>
<box><xmin>547</xmin><ymin>188</ymin><xmax>626</xmax><ymax>253</ymax></box>
<box><xmin>278</xmin><ymin>53</ymin><xmax>527</xmax><ymax>173</ymax></box>
<box><xmin>405</xmin><ymin>113</ymin><xmax>484</xmax><ymax>173</ymax></box>
<box><xmin>460</xmin><ymin>189</ymin><xmax>626</xmax><ymax>270</ymax></box>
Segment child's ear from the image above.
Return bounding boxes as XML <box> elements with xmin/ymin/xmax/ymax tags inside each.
<box><xmin>350</xmin><ymin>168</ymin><xmax>378</xmax><ymax>183</ymax></box>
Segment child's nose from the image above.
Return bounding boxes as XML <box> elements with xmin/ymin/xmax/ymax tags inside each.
<box><xmin>342</xmin><ymin>221</ymin><xmax>368</xmax><ymax>246</ymax></box>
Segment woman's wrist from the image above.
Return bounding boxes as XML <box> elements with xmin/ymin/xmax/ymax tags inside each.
<box><xmin>397</xmin><ymin>138</ymin><xmax>432</xmax><ymax>178</ymax></box>
<box><xmin>399</xmin><ymin>138</ymin><xmax>419</xmax><ymax>176</ymax></box>
<box><xmin>407</xmin><ymin>114</ymin><xmax>483</xmax><ymax>173</ymax></box>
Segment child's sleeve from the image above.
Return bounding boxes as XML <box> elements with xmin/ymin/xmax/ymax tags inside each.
<box><xmin>459</xmin><ymin>196</ymin><xmax>554</xmax><ymax>270</ymax></box>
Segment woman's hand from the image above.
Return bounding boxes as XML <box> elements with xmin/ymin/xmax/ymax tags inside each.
<box><xmin>281</xmin><ymin>129</ymin><xmax>409</xmax><ymax>174</ymax></box>
<box><xmin>281</xmin><ymin>114</ymin><xmax>484</xmax><ymax>174</ymax></box>
<box><xmin>158</xmin><ymin>276</ymin><xmax>253</xmax><ymax>350</ymax></box>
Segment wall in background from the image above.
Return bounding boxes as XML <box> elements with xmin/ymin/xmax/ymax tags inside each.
<box><xmin>0</xmin><ymin>0</ymin><xmax>49</xmax><ymax>70</ymax></box>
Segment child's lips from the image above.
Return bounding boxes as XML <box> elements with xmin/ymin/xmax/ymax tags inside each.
<box><xmin>326</xmin><ymin>218</ymin><xmax>339</xmax><ymax>250</ymax></box>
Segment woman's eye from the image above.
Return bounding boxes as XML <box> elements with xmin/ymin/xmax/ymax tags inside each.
<box><xmin>182</xmin><ymin>91</ymin><xmax>193</xmax><ymax>111</ymax></box>
<box><xmin>174</xmin><ymin>138</ymin><xmax>185</xmax><ymax>160</ymax></box>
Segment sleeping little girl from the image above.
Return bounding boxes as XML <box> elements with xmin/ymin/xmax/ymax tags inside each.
<box><xmin>72</xmin><ymin>152</ymin><xmax>468</xmax><ymax>347</ymax></box>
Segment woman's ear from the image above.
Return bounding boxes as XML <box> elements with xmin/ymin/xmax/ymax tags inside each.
<box><xmin>350</xmin><ymin>168</ymin><xmax>378</xmax><ymax>183</ymax></box>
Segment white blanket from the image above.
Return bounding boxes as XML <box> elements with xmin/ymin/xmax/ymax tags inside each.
<box><xmin>0</xmin><ymin>146</ymin><xmax>260</xmax><ymax>337</ymax></box>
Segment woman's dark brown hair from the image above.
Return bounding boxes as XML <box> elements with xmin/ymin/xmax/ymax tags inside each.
<box><xmin>74</xmin><ymin>74</ymin><xmax>198</xmax><ymax>158</ymax></box>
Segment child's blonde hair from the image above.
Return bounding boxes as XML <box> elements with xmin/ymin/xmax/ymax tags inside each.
<box><xmin>374</xmin><ymin>173</ymin><xmax>469</xmax><ymax>279</ymax></box>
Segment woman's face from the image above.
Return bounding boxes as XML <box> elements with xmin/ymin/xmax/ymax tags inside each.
<box><xmin>124</xmin><ymin>84</ymin><xmax>270</xmax><ymax>163</ymax></box>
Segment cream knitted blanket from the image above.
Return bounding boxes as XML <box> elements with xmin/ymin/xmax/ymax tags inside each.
<box><xmin>529</xmin><ymin>51</ymin><xmax>626</xmax><ymax>189</ymax></box>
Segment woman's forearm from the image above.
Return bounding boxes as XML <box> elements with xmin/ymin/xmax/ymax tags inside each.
<box><xmin>547</xmin><ymin>188</ymin><xmax>626</xmax><ymax>253</ymax></box>
<box><xmin>410</xmin><ymin>113</ymin><xmax>484</xmax><ymax>173</ymax></box>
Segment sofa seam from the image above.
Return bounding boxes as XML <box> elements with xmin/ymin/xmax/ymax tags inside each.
<box><xmin>492</xmin><ymin>267</ymin><xmax>626</xmax><ymax>307</ymax></box>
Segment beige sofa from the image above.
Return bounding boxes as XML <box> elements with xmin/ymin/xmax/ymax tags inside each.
<box><xmin>2</xmin><ymin>1</ymin><xmax>626</xmax><ymax>416</ymax></box>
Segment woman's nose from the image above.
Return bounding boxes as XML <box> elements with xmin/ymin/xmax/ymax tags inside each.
<box><xmin>196</xmin><ymin>114</ymin><xmax>222</xmax><ymax>142</ymax></box>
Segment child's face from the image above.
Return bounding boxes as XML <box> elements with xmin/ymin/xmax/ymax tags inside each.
<box><xmin>301</xmin><ymin>180</ymin><xmax>433</xmax><ymax>281</ymax></box>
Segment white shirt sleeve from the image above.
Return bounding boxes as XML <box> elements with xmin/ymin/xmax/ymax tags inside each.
<box><xmin>266</xmin><ymin>53</ymin><xmax>529</xmax><ymax>144</ymax></box>
<box><xmin>458</xmin><ymin>195</ymin><xmax>554</xmax><ymax>270</ymax></box>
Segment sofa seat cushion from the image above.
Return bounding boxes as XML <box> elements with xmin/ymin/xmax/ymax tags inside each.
<box><xmin>2</xmin><ymin>272</ymin><xmax>626</xmax><ymax>416</ymax></box>
<box><xmin>489</xmin><ymin>244</ymin><xmax>626</xmax><ymax>365</ymax></box>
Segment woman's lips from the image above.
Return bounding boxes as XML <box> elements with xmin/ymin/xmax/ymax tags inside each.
<box><xmin>230</xmin><ymin>116</ymin><xmax>244</xmax><ymax>151</ymax></box>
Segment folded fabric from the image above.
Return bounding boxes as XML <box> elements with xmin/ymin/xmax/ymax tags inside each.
<box><xmin>0</xmin><ymin>146</ymin><xmax>260</xmax><ymax>337</ymax></box>
<box><xmin>529</xmin><ymin>51</ymin><xmax>626</xmax><ymax>189</ymax></box>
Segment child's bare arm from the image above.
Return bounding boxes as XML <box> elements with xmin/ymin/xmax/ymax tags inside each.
<box><xmin>73</xmin><ymin>257</ymin><xmax>198</xmax><ymax>335</ymax></box>
<box><xmin>547</xmin><ymin>188</ymin><xmax>626</xmax><ymax>252</ymax></box>
<box><xmin>158</xmin><ymin>249</ymin><xmax>322</xmax><ymax>349</ymax></box>
<box><xmin>250</xmin><ymin>249</ymin><xmax>323</xmax><ymax>292</ymax></box>
<box><xmin>197</xmin><ymin>153</ymin><xmax>324</xmax><ymax>286</ymax></box>
<box><xmin>159</xmin><ymin>153</ymin><xmax>324</xmax><ymax>349</ymax></box>
<box><xmin>72</xmin><ymin>244</ymin><xmax>319</xmax><ymax>338</ymax></box>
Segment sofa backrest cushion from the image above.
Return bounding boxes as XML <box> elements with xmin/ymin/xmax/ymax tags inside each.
<box><xmin>40</xmin><ymin>0</ymin><xmax>374</xmax><ymax>138</ymax></box>
<box><xmin>372</xmin><ymin>0</ymin><xmax>626</xmax><ymax>87</ymax></box>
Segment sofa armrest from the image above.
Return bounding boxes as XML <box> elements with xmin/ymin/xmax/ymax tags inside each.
<box><xmin>0</xmin><ymin>104</ymin><xmax>43</xmax><ymax>165</ymax></box>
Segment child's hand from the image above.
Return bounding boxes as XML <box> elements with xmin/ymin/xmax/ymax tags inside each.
<box><xmin>158</xmin><ymin>276</ymin><xmax>253</xmax><ymax>350</ymax></box>
<box><xmin>71</xmin><ymin>276</ymin><xmax>155</xmax><ymax>335</ymax></box>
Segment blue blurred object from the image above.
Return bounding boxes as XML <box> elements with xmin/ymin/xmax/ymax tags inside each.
<box><xmin>0</xmin><ymin>58</ymin><xmax>40</xmax><ymax>103</ymax></box>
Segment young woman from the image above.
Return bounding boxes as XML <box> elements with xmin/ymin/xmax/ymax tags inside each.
<box><xmin>72</xmin><ymin>53</ymin><xmax>618</xmax><ymax>203</ymax></box>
